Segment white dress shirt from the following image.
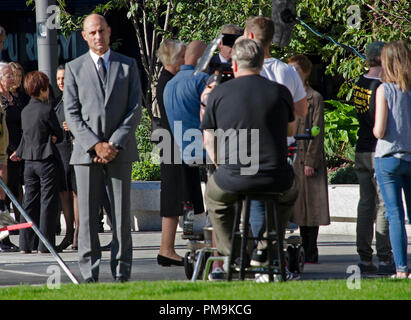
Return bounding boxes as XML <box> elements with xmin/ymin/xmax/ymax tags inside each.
<box><xmin>89</xmin><ymin>49</ymin><xmax>111</xmax><ymax>73</ymax></box>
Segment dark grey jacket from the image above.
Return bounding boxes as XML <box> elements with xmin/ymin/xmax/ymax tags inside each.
<box><xmin>63</xmin><ymin>50</ymin><xmax>142</xmax><ymax>165</ymax></box>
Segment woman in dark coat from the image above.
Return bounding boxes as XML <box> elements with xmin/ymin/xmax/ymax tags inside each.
<box><xmin>11</xmin><ymin>71</ymin><xmax>63</xmax><ymax>254</ymax></box>
<box><xmin>156</xmin><ymin>40</ymin><xmax>205</xmax><ymax>266</ymax></box>
<box><xmin>287</xmin><ymin>55</ymin><xmax>330</xmax><ymax>263</ymax></box>
<box><xmin>53</xmin><ymin>64</ymin><xmax>78</xmax><ymax>251</ymax></box>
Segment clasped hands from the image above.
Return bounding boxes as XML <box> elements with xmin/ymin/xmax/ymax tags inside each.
<box><xmin>93</xmin><ymin>141</ymin><xmax>119</xmax><ymax>164</ymax></box>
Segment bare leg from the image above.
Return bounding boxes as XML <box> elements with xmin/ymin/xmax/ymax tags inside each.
<box><xmin>72</xmin><ymin>191</ymin><xmax>79</xmax><ymax>248</ymax></box>
<box><xmin>57</xmin><ymin>190</ymin><xmax>74</xmax><ymax>249</ymax></box>
<box><xmin>158</xmin><ymin>216</ymin><xmax>183</xmax><ymax>261</ymax></box>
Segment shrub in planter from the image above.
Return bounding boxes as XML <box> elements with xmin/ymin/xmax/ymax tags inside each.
<box><xmin>328</xmin><ymin>162</ymin><xmax>358</xmax><ymax>184</ymax></box>
<box><xmin>132</xmin><ymin>108</ymin><xmax>160</xmax><ymax>181</ymax></box>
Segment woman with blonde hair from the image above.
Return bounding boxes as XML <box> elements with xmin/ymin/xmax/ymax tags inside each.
<box><xmin>155</xmin><ymin>39</ymin><xmax>191</xmax><ymax>266</ymax></box>
<box><xmin>373</xmin><ymin>40</ymin><xmax>411</xmax><ymax>279</ymax></box>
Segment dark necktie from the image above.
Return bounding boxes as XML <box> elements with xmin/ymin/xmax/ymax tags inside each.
<box><xmin>98</xmin><ymin>57</ymin><xmax>107</xmax><ymax>83</ymax></box>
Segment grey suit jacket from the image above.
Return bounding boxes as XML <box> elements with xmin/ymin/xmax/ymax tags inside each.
<box><xmin>63</xmin><ymin>50</ymin><xmax>142</xmax><ymax>165</ymax></box>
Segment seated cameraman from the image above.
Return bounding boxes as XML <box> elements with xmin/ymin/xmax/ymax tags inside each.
<box><xmin>201</xmin><ymin>39</ymin><xmax>298</xmax><ymax>279</ymax></box>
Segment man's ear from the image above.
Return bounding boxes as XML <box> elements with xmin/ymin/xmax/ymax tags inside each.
<box><xmin>243</xmin><ymin>30</ymin><xmax>255</xmax><ymax>40</ymax></box>
<box><xmin>81</xmin><ymin>30</ymin><xmax>87</xmax><ymax>42</ymax></box>
<box><xmin>233</xmin><ymin>61</ymin><xmax>238</xmax><ymax>73</ymax></box>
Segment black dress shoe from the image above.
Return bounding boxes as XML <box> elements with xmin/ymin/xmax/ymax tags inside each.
<box><xmin>85</xmin><ymin>278</ymin><xmax>98</xmax><ymax>284</ymax></box>
<box><xmin>157</xmin><ymin>254</ymin><xmax>184</xmax><ymax>267</ymax></box>
<box><xmin>114</xmin><ymin>276</ymin><xmax>128</xmax><ymax>283</ymax></box>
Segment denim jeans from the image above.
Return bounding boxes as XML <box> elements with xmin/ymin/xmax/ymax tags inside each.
<box><xmin>375</xmin><ymin>156</ymin><xmax>411</xmax><ymax>273</ymax></box>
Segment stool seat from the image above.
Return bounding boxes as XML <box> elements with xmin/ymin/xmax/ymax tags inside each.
<box><xmin>227</xmin><ymin>191</ymin><xmax>287</xmax><ymax>282</ymax></box>
<box><xmin>239</xmin><ymin>192</ymin><xmax>283</xmax><ymax>201</ymax></box>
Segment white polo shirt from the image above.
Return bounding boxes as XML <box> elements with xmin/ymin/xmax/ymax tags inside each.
<box><xmin>261</xmin><ymin>57</ymin><xmax>306</xmax><ymax>103</ymax></box>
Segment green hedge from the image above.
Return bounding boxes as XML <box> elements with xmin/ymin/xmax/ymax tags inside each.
<box><xmin>132</xmin><ymin>108</ymin><xmax>161</xmax><ymax>181</ymax></box>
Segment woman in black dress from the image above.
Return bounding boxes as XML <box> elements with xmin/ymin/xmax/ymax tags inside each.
<box><xmin>10</xmin><ymin>71</ymin><xmax>63</xmax><ymax>254</ymax></box>
<box><xmin>54</xmin><ymin>64</ymin><xmax>79</xmax><ymax>251</ymax></box>
<box><xmin>156</xmin><ymin>40</ymin><xmax>195</xmax><ymax>266</ymax></box>
<box><xmin>5</xmin><ymin>62</ymin><xmax>29</xmax><ymax>224</ymax></box>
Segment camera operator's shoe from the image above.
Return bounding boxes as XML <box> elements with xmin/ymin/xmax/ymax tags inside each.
<box><xmin>208</xmin><ymin>267</ymin><xmax>226</xmax><ymax>281</ymax></box>
<box><xmin>250</xmin><ymin>248</ymin><xmax>268</xmax><ymax>267</ymax></box>
<box><xmin>255</xmin><ymin>267</ymin><xmax>300</xmax><ymax>283</ymax></box>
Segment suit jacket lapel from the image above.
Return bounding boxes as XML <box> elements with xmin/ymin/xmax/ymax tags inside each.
<box><xmin>84</xmin><ymin>54</ymin><xmax>105</xmax><ymax>102</ymax></box>
<box><xmin>105</xmin><ymin>51</ymin><xmax>120</xmax><ymax>106</ymax></box>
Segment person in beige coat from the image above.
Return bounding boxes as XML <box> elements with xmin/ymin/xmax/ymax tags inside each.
<box><xmin>287</xmin><ymin>55</ymin><xmax>330</xmax><ymax>263</ymax></box>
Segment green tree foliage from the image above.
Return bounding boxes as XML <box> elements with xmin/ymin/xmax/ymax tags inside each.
<box><xmin>169</xmin><ymin>0</ymin><xmax>410</xmax><ymax>99</ymax></box>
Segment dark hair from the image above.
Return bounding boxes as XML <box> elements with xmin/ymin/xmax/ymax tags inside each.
<box><xmin>24</xmin><ymin>71</ymin><xmax>49</xmax><ymax>97</ymax></box>
<box><xmin>287</xmin><ymin>54</ymin><xmax>313</xmax><ymax>75</ymax></box>
<box><xmin>57</xmin><ymin>64</ymin><xmax>65</xmax><ymax>71</ymax></box>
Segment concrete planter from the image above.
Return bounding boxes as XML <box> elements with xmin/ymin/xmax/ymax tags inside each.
<box><xmin>320</xmin><ymin>184</ymin><xmax>359</xmax><ymax>235</ymax></box>
<box><xmin>130</xmin><ymin>181</ymin><xmax>162</xmax><ymax>231</ymax></box>
<box><xmin>130</xmin><ymin>181</ymin><xmax>207</xmax><ymax>232</ymax></box>
<box><xmin>320</xmin><ymin>184</ymin><xmax>410</xmax><ymax>236</ymax></box>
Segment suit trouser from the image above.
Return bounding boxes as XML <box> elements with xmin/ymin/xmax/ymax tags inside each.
<box><xmin>354</xmin><ymin>152</ymin><xmax>392</xmax><ymax>262</ymax></box>
<box><xmin>74</xmin><ymin>162</ymin><xmax>132</xmax><ymax>281</ymax></box>
<box><xmin>19</xmin><ymin>158</ymin><xmax>58</xmax><ymax>252</ymax></box>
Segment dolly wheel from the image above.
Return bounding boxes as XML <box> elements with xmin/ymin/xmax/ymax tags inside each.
<box><xmin>296</xmin><ymin>246</ymin><xmax>305</xmax><ymax>274</ymax></box>
<box><xmin>287</xmin><ymin>246</ymin><xmax>297</xmax><ymax>273</ymax></box>
<box><xmin>184</xmin><ymin>251</ymin><xmax>194</xmax><ymax>279</ymax></box>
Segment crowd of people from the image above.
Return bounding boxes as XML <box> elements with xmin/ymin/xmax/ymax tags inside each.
<box><xmin>0</xmin><ymin>11</ymin><xmax>409</xmax><ymax>283</ymax></box>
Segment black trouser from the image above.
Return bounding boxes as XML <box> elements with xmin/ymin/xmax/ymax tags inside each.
<box><xmin>299</xmin><ymin>226</ymin><xmax>319</xmax><ymax>263</ymax></box>
<box><xmin>19</xmin><ymin>158</ymin><xmax>58</xmax><ymax>252</ymax></box>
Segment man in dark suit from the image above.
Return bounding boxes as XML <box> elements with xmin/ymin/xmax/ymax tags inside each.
<box><xmin>64</xmin><ymin>14</ymin><xmax>142</xmax><ymax>283</ymax></box>
<box><xmin>208</xmin><ymin>24</ymin><xmax>242</xmax><ymax>76</ymax></box>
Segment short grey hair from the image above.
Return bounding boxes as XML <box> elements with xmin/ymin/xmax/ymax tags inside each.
<box><xmin>157</xmin><ymin>40</ymin><xmax>186</xmax><ymax>66</ymax></box>
<box><xmin>231</xmin><ymin>39</ymin><xmax>264</xmax><ymax>72</ymax></box>
<box><xmin>0</xmin><ymin>62</ymin><xmax>10</xmax><ymax>79</ymax></box>
<box><xmin>219</xmin><ymin>24</ymin><xmax>243</xmax><ymax>35</ymax></box>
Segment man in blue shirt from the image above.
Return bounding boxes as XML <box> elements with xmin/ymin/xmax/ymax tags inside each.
<box><xmin>164</xmin><ymin>40</ymin><xmax>209</xmax><ymax>164</ymax></box>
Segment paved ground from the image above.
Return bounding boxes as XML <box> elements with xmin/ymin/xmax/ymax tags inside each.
<box><xmin>0</xmin><ymin>231</ymin><xmax>410</xmax><ymax>286</ymax></box>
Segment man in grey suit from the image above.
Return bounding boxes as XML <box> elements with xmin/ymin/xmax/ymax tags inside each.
<box><xmin>64</xmin><ymin>14</ymin><xmax>141</xmax><ymax>283</ymax></box>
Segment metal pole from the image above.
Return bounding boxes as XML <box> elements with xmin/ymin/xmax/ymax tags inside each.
<box><xmin>0</xmin><ymin>178</ymin><xmax>79</xmax><ymax>285</ymax></box>
<box><xmin>35</xmin><ymin>0</ymin><xmax>58</xmax><ymax>95</ymax></box>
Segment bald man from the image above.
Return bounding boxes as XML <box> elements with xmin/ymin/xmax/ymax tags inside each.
<box><xmin>163</xmin><ymin>40</ymin><xmax>209</xmax><ymax>163</ymax></box>
<box><xmin>64</xmin><ymin>14</ymin><xmax>142</xmax><ymax>283</ymax></box>
<box><xmin>161</xmin><ymin>40</ymin><xmax>208</xmax><ymax>238</ymax></box>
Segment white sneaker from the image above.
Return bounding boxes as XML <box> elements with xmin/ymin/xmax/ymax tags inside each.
<box><xmin>255</xmin><ymin>268</ymin><xmax>300</xmax><ymax>283</ymax></box>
